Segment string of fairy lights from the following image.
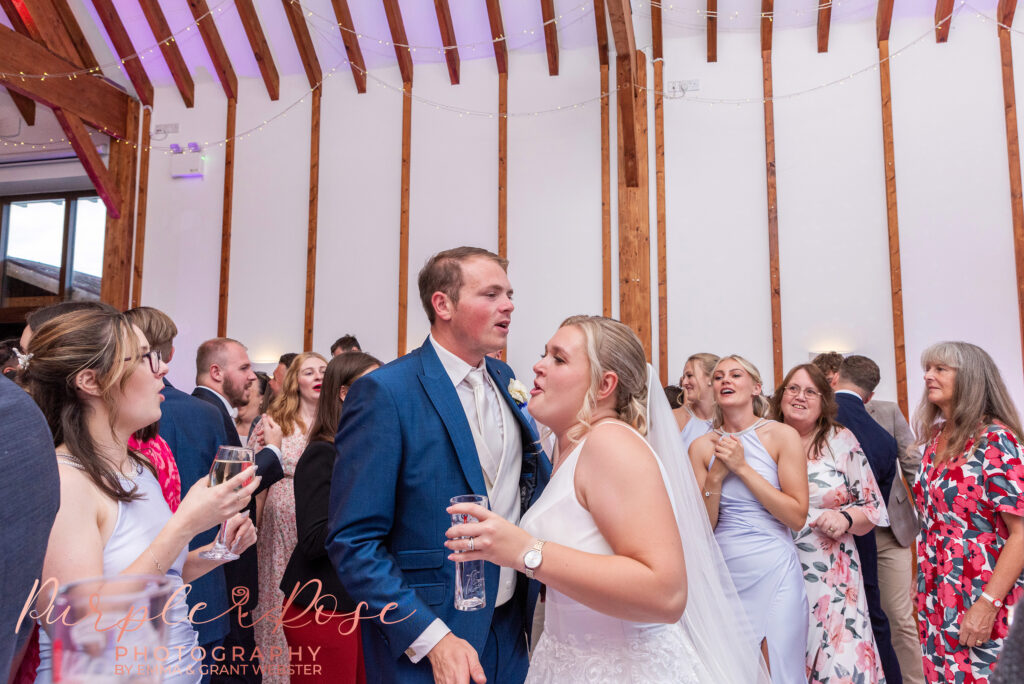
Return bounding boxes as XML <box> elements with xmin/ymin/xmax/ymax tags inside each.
<box><xmin>1</xmin><ymin>0</ymin><xmax>1016</xmax><ymax>154</ymax></box>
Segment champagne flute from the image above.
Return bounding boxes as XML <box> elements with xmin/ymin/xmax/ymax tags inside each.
<box><xmin>199</xmin><ymin>446</ymin><xmax>254</xmax><ymax>561</ymax></box>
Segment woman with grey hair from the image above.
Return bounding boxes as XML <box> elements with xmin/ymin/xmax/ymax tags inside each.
<box><xmin>912</xmin><ymin>341</ymin><xmax>1024</xmax><ymax>683</ymax></box>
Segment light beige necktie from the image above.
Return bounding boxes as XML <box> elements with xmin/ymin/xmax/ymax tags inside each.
<box><xmin>465</xmin><ymin>368</ymin><xmax>501</xmax><ymax>483</ymax></box>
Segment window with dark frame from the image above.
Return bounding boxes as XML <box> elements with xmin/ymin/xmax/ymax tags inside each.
<box><xmin>0</xmin><ymin>192</ymin><xmax>106</xmax><ymax>316</ymax></box>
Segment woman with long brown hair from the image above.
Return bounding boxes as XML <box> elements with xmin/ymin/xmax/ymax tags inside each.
<box><xmin>25</xmin><ymin>309</ymin><xmax>258</xmax><ymax>684</ymax></box>
<box><xmin>911</xmin><ymin>342</ymin><xmax>1024</xmax><ymax>683</ymax></box>
<box><xmin>252</xmin><ymin>351</ymin><xmax>327</xmax><ymax>683</ymax></box>
<box><xmin>770</xmin><ymin>363</ymin><xmax>888</xmax><ymax>683</ymax></box>
<box><xmin>280</xmin><ymin>351</ymin><xmax>381</xmax><ymax>684</ymax></box>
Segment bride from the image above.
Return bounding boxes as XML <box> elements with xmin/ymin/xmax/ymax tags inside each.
<box><xmin>445</xmin><ymin>316</ymin><xmax>769</xmax><ymax>682</ymax></box>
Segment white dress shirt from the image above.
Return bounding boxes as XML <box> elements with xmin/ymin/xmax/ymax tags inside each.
<box><xmin>198</xmin><ymin>385</ymin><xmax>282</xmax><ymax>461</ymax></box>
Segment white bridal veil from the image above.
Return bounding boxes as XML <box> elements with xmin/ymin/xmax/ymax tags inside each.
<box><xmin>644</xmin><ymin>365</ymin><xmax>772</xmax><ymax>683</ymax></box>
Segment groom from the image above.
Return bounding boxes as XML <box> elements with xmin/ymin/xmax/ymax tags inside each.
<box><xmin>327</xmin><ymin>247</ymin><xmax>550</xmax><ymax>683</ymax></box>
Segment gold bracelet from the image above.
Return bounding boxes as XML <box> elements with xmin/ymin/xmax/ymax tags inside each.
<box><xmin>148</xmin><ymin>548</ymin><xmax>163</xmax><ymax>574</ymax></box>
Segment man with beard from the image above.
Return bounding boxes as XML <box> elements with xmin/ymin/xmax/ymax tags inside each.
<box><xmin>194</xmin><ymin>338</ymin><xmax>285</xmax><ymax>684</ymax></box>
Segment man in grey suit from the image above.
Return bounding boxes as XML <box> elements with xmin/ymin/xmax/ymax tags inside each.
<box><xmin>835</xmin><ymin>357</ymin><xmax>924</xmax><ymax>684</ymax></box>
<box><xmin>866</xmin><ymin>399</ymin><xmax>921</xmax><ymax>485</ymax></box>
<box><xmin>0</xmin><ymin>375</ymin><xmax>59</xmax><ymax>678</ymax></box>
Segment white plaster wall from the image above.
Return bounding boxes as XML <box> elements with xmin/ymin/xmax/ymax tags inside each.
<box><xmin>5</xmin><ymin>10</ymin><xmax>1024</xmax><ymax>416</ymax></box>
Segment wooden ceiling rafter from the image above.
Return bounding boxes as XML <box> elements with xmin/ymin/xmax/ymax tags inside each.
<box><xmin>999</xmin><ymin>0</ymin><xmax>1017</xmax><ymax>26</ymax></box>
<box><xmin>235</xmin><ymin>0</ymin><xmax>281</xmax><ymax>100</ymax></box>
<box><xmin>935</xmin><ymin>0</ymin><xmax>954</xmax><ymax>42</ymax></box>
<box><xmin>186</xmin><ymin>0</ymin><xmax>238</xmax><ymax>99</ymax></box>
<box><xmin>137</xmin><ymin>0</ymin><xmax>195</xmax><ymax>107</ymax></box>
<box><xmin>594</xmin><ymin>0</ymin><xmax>609</xmax><ymax>66</ymax></box>
<box><xmin>280</xmin><ymin>0</ymin><xmax>321</xmax><ymax>89</ymax></box>
<box><xmin>329</xmin><ymin>0</ymin><xmax>367</xmax><ymax>93</ymax></box>
<box><xmin>606</xmin><ymin>0</ymin><xmax>639</xmax><ymax>186</ymax></box>
<box><xmin>8</xmin><ymin>91</ymin><xmax>36</xmax><ymax>125</ymax></box>
<box><xmin>876</xmin><ymin>0</ymin><xmax>894</xmax><ymax>43</ymax></box>
<box><xmin>382</xmin><ymin>0</ymin><xmax>413</xmax><ymax>84</ymax></box>
<box><xmin>817</xmin><ymin>0</ymin><xmax>832</xmax><ymax>52</ymax></box>
<box><xmin>0</xmin><ymin>24</ymin><xmax>130</xmax><ymax>137</ymax></box>
<box><xmin>51</xmin><ymin>0</ymin><xmax>100</xmax><ymax>69</ymax></box>
<box><xmin>484</xmin><ymin>0</ymin><xmax>507</xmax><ymax>74</ymax></box>
<box><xmin>707</xmin><ymin>0</ymin><xmax>717</xmax><ymax>62</ymax></box>
<box><xmin>433</xmin><ymin>0</ymin><xmax>460</xmax><ymax>85</ymax></box>
<box><xmin>541</xmin><ymin>0</ymin><xmax>558</xmax><ymax>75</ymax></box>
<box><xmin>89</xmin><ymin>0</ymin><xmax>155</xmax><ymax>106</ymax></box>
<box><xmin>760</xmin><ymin>0</ymin><xmax>773</xmax><ymax>52</ymax></box>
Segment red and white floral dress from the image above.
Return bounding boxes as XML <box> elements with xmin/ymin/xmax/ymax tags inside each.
<box><xmin>914</xmin><ymin>423</ymin><xmax>1024</xmax><ymax>683</ymax></box>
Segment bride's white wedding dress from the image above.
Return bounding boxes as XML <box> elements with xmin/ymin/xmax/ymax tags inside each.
<box><xmin>520</xmin><ymin>429</ymin><xmax>714</xmax><ymax>683</ymax></box>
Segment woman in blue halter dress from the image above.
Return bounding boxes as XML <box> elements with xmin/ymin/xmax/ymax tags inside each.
<box><xmin>689</xmin><ymin>355</ymin><xmax>810</xmax><ymax>684</ymax></box>
<box><xmin>675</xmin><ymin>353</ymin><xmax>718</xmax><ymax>457</ymax></box>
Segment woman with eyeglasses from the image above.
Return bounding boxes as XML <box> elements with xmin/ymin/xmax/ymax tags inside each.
<box><xmin>770</xmin><ymin>363</ymin><xmax>888</xmax><ymax>684</ymax></box>
<box><xmin>23</xmin><ymin>309</ymin><xmax>260</xmax><ymax>684</ymax></box>
<box><xmin>689</xmin><ymin>355</ymin><xmax>809</xmax><ymax>684</ymax></box>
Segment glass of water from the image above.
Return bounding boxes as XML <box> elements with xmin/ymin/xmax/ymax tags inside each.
<box><xmin>450</xmin><ymin>494</ymin><xmax>488</xmax><ymax>611</ymax></box>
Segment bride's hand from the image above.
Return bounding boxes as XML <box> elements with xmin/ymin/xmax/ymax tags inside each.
<box><xmin>444</xmin><ymin>503</ymin><xmax>534</xmax><ymax>570</ymax></box>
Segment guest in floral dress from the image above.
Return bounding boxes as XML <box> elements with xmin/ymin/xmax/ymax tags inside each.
<box><xmin>772</xmin><ymin>364</ymin><xmax>888</xmax><ymax>683</ymax></box>
<box><xmin>252</xmin><ymin>352</ymin><xmax>326</xmax><ymax>684</ymax></box>
<box><xmin>912</xmin><ymin>342</ymin><xmax>1024</xmax><ymax>683</ymax></box>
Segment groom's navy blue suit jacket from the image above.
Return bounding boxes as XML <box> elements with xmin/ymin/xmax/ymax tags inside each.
<box><xmin>327</xmin><ymin>338</ymin><xmax>550</xmax><ymax>680</ymax></box>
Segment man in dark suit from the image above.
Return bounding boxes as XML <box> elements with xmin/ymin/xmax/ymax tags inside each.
<box><xmin>328</xmin><ymin>247</ymin><xmax>550</xmax><ymax>684</ymax></box>
<box><xmin>833</xmin><ymin>355</ymin><xmax>904</xmax><ymax>684</ymax></box>
<box><xmin>836</xmin><ymin>356</ymin><xmax>924</xmax><ymax>684</ymax></box>
<box><xmin>193</xmin><ymin>337</ymin><xmax>284</xmax><ymax>684</ymax></box>
<box><xmin>0</xmin><ymin>375</ymin><xmax>59</xmax><ymax>679</ymax></box>
<box><xmin>125</xmin><ymin>307</ymin><xmax>234</xmax><ymax>682</ymax></box>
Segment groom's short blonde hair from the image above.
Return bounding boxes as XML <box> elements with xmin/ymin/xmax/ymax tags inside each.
<box><xmin>418</xmin><ymin>247</ymin><xmax>508</xmax><ymax>324</ymax></box>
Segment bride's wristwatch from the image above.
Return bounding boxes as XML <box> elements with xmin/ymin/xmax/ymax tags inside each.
<box><xmin>523</xmin><ymin>539</ymin><xmax>546</xmax><ymax>579</ymax></box>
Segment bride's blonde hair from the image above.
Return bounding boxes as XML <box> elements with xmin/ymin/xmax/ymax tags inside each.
<box><xmin>560</xmin><ymin>315</ymin><xmax>648</xmax><ymax>443</ymax></box>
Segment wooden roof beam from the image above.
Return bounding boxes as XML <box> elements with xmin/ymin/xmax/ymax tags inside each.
<box><xmin>707</xmin><ymin>0</ymin><xmax>717</xmax><ymax>62</ymax></box>
<box><xmin>817</xmin><ymin>0</ymin><xmax>832</xmax><ymax>52</ymax></box>
<box><xmin>55</xmin><ymin>110</ymin><xmax>123</xmax><ymax>217</ymax></box>
<box><xmin>541</xmin><ymin>0</ymin><xmax>558</xmax><ymax>75</ymax></box>
<box><xmin>999</xmin><ymin>0</ymin><xmax>1017</xmax><ymax>26</ymax></box>
<box><xmin>236</xmin><ymin>0</ymin><xmax>280</xmax><ymax>100</ymax></box>
<box><xmin>761</xmin><ymin>0</ymin><xmax>773</xmax><ymax>52</ymax></box>
<box><xmin>137</xmin><ymin>0</ymin><xmax>195</xmax><ymax>106</ymax></box>
<box><xmin>484</xmin><ymin>0</ymin><xmax>507</xmax><ymax>74</ymax></box>
<box><xmin>594</xmin><ymin>0</ymin><xmax>609</xmax><ymax>66</ymax></box>
<box><xmin>433</xmin><ymin>0</ymin><xmax>459</xmax><ymax>84</ymax></box>
<box><xmin>606</xmin><ymin>0</ymin><xmax>637</xmax><ymax>186</ymax></box>
<box><xmin>876</xmin><ymin>0</ymin><xmax>894</xmax><ymax>43</ymax></box>
<box><xmin>7</xmin><ymin>90</ymin><xmax>36</xmax><ymax>125</ymax></box>
<box><xmin>0</xmin><ymin>24</ymin><xmax>130</xmax><ymax>137</ymax></box>
<box><xmin>280</xmin><ymin>0</ymin><xmax>322</xmax><ymax>89</ymax></box>
<box><xmin>51</xmin><ymin>0</ymin><xmax>100</xmax><ymax>69</ymax></box>
<box><xmin>89</xmin><ymin>0</ymin><xmax>154</xmax><ymax>106</ymax></box>
<box><xmin>186</xmin><ymin>0</ymin><xmax>238</xmax><ymax>99</ymax></box>
<box><xmin>382</xmin><ymin>0</ymin><xmax>413</xmax><ymax>84</ymax></box>
<box><xmin>330</xmin><ymin>0</ymin><xmax>367</xmax><ymax>92</ymax></box>
<box><xmin>935</xmin><ymin>0</ymin><xmax>954</xmax><ymax>43</ymax></box>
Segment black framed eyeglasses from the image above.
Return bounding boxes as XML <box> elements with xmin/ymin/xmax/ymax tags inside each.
<box><xmin>127</xmin><ymin>349</ymin><xmax>163</xmax><ymax>374</ymax></box>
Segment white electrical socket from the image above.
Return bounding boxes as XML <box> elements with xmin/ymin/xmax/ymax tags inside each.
<box><xmin>154</xmin><ymin>123</ymin><xmax>179</xmax><ymax>135</ymax></box>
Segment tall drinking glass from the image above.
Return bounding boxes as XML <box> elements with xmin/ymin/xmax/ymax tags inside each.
<box><xmin>450</xmin><ymin>494</ymin><xmax>488</xmax><ymax>611</ymax></box>
<box><xmin>50</xmin><ymin>574</ymin><xmax>176</xmax><ymax>683</ymax></box>
<box><xmin>199</xmin><ymin>446</ymin><xmax>254</xmax><ymax>561</ymax></box>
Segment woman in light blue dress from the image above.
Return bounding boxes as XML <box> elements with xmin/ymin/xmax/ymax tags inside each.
<box><xmin>689</xmin><ymin>355</ymin><xmax>809</xmax><ymax>684</ymax></box>
<box><xmin>675</xmin><ymin>353</ymin><xmax>718</xmax><ymax>456</ymax></box>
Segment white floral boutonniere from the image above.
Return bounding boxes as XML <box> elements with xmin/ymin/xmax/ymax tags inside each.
<box><xmin>508</xmin><ymin>378</ymin><xmax>530</xmax><ymax>408</ymax></box>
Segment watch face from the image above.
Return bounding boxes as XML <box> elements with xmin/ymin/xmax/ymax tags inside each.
<box><xmin>524</xmin><ymin>549</ymin><xmax>542</xmax><ymax>569</ymax></box>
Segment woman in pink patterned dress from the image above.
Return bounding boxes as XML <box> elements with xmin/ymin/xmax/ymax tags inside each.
<box><xmin>912</xmin><ymin>342</ymin><xmax>1024</xmax><ymax>683</ymax></box>
<box><xmin>253</xmin><ymin>352</ymin><xmax>327</xmax><ymax>684</ymax></box>
<box><xmin>772</xmin><ymin>364</ymin><xmax>888</xmax><ymax>683</ymax></box>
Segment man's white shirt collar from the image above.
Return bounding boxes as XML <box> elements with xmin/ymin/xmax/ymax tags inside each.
<box><xmin>201</xmin><ymin>385</ymin><xmax>239</xmax><ymax>419</ymax></box>
<box><xmin>429</xmin><ymin>335</ymin><xmax>487</xmax><ymax>387</ymax></box>
<box><xmin>835</xmin><ymin>389</ymin><xmax>864</xmax><ymax>403</ymax></box>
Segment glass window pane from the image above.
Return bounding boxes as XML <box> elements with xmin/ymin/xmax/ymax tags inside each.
<box><xmin>2</xmin><ymin>198</ymin><xmax>66</xmax><ymax>302</ymax></box>
<box><xmin>71</xmin><ymin>197</ymin><xmax>105</xmax><ymax>300</ymax></box>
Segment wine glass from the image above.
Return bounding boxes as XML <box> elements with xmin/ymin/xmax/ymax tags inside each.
<box><xmin>198</xmin><ymin>446</ymin><xmax>254</xmax><ymax>561</ymax></box>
